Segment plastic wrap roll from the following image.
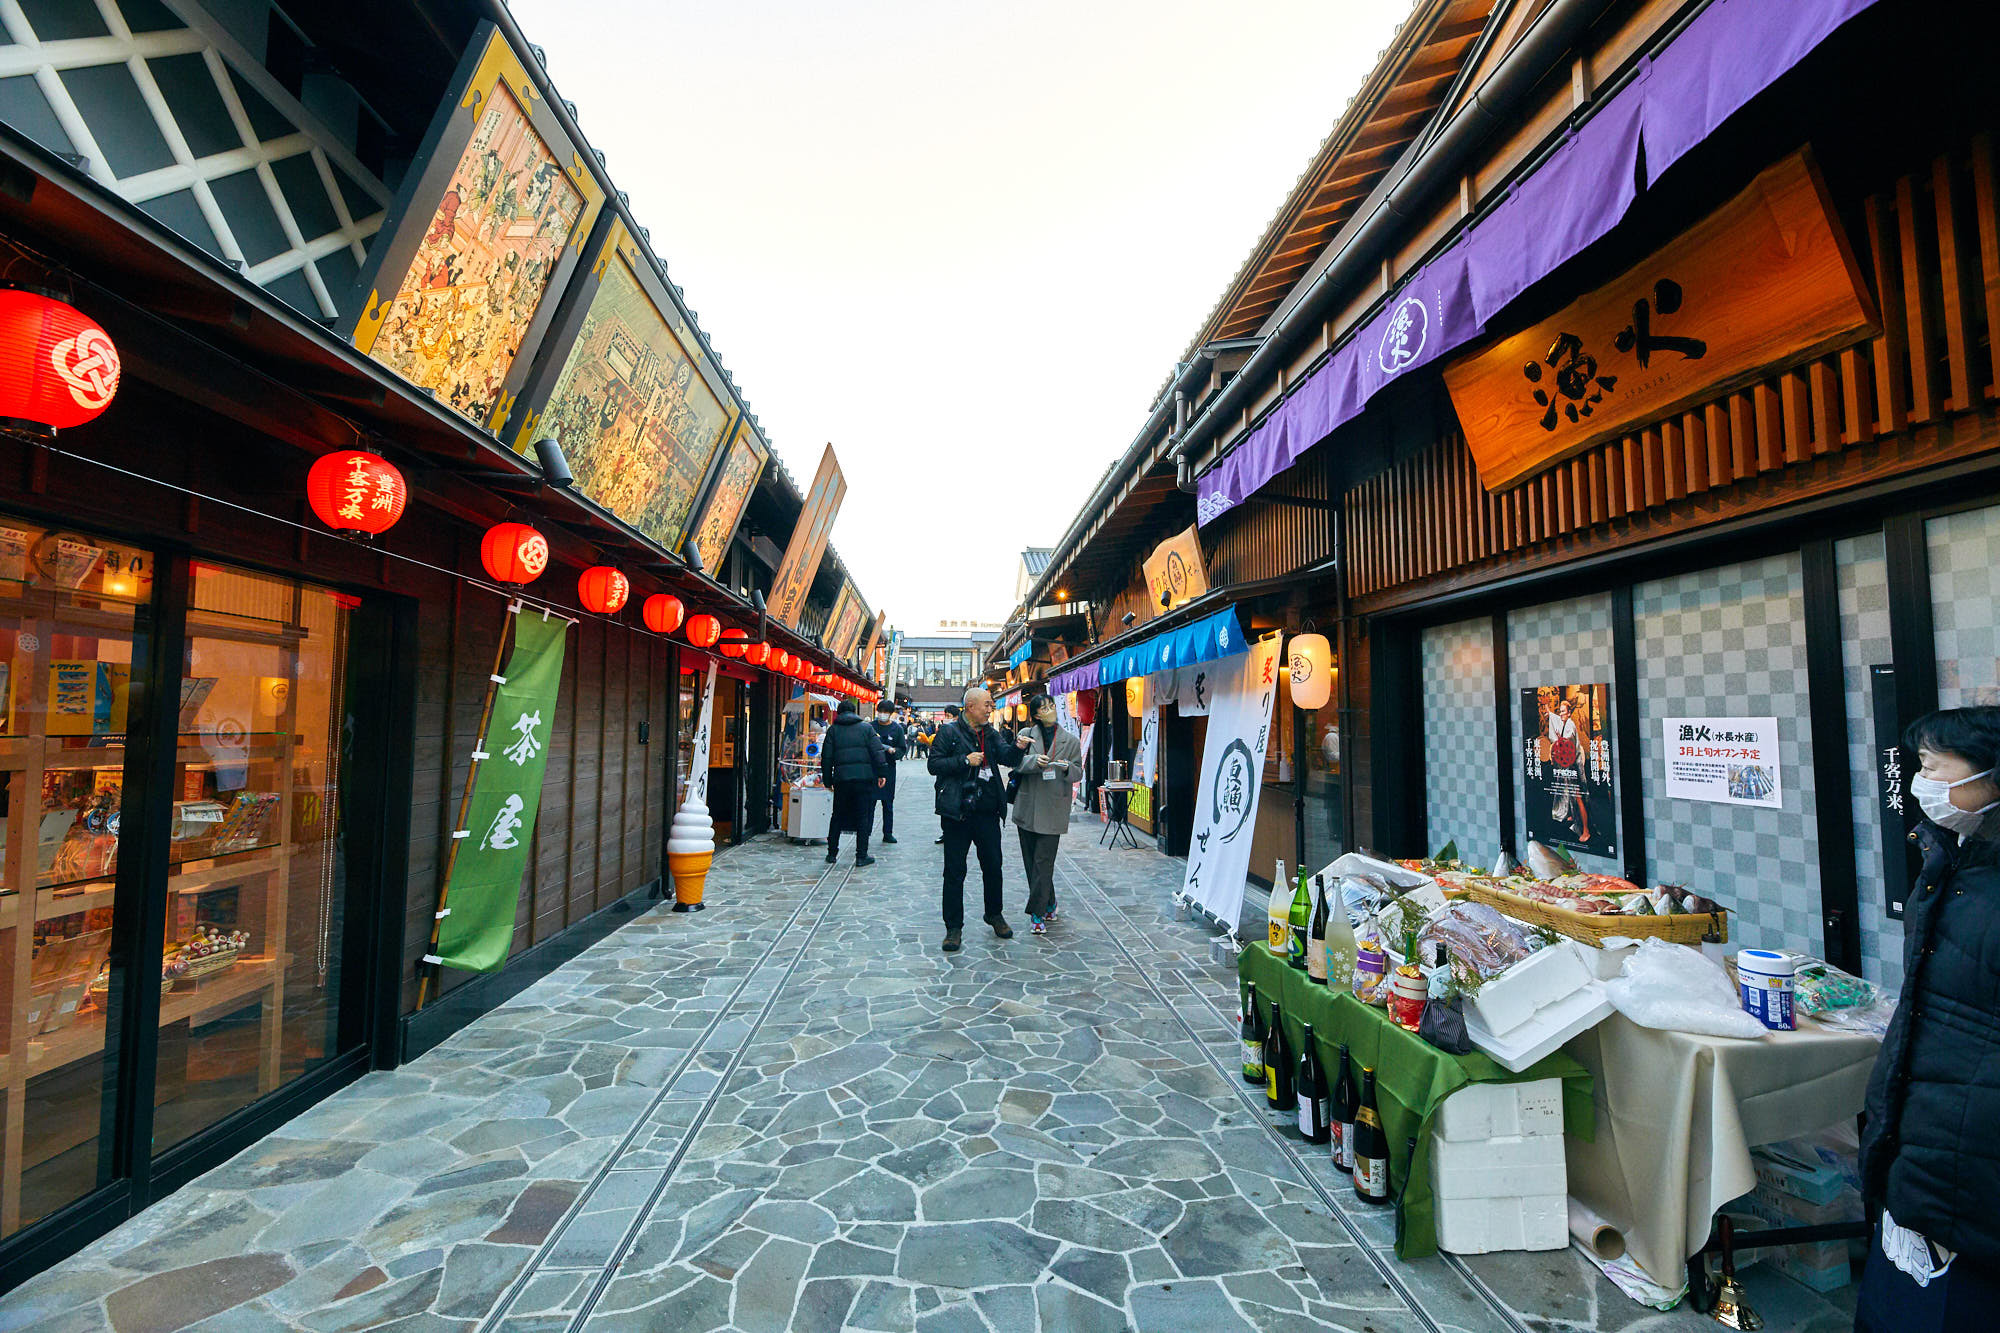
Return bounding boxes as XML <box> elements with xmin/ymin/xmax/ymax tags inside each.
<box><xmin>1567</xmin><ymin>1198</ymin><xmax>1625</xmax><ymax>1260</ymax></box>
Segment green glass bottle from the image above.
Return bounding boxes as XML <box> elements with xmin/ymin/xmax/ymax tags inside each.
<box><xmin>1287</xmin><ymin>868</ymin><xmax>1312</xmax><ymax>970</ymax></box>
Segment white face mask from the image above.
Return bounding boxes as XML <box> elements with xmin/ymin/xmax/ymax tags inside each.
<box><xmin>1911</xmin><ymin>767</ymin><xmax>1998</xmax><ymax>834</ymax></box>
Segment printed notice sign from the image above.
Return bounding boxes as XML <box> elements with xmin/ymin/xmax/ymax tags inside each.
<box><xmin>1663</xmin><ymin>716</ymin><xmax>1781</xmax><ymax>808</ymax></box>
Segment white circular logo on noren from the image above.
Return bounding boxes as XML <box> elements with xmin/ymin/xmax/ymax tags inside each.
<box><xmin>1378</xmin><ymin>295</ymin><xmax>1428</xmax><ymax>374</ymax></box>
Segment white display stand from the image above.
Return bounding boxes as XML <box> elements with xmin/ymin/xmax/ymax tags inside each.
<box><xmin>786</xmin><ymin>785</ymin><xmax>833</xmax><ymax>844</ymax></box>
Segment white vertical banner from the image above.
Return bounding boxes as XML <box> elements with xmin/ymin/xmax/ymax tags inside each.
<box><xmin>1180</xmin><ymin>636</ymin><xmax>1283</xmax><ymax>934</ymax></box>
<box><xmin>1133</xmin><ymin>698</ymin><xmax>1160</xmax><ymax>785</ymax></box>
<box><xmin>686</xmin><ymin>663</ymin><xmax>719</xmax><ymax>805</ymax></box>
<box><xmin>1054</xmin><ymin>691</ymin><xmax>1082</xmax><ymax>739</ymax></box>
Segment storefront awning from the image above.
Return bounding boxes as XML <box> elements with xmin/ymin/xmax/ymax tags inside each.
<box><xmin>1196</xmin><ymin>0</ymin><xmax>1884</xmax><ymax>523</ymax></box>
<box><xmin>1050</xmin><ymin>605</ymin><xmax>1246</xmax><ymax>694</ymax></box>
<box><xmin>1007</xmin><ymin>641</ymin><xmax>1032</xmax><ymax>669</ymax></box>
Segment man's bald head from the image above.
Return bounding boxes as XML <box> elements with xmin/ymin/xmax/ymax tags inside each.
<box><xmin>961</xmin><ymin>687</ymin><xmax>992</xmax><ymax>727</ymax></box>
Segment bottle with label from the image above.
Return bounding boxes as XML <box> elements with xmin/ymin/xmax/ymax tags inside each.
<box><xmin>1295</xmin><ymin>1023</ymin><xmax>1331</xmax><ymax>1144</ymax></box>
<box><xmin>1324</xmin><ymin>878</ymin><xmax>1360</xmax><ymax>991</ymax></box>
<box><xmin>1264</xmin><ymin>1001</ymin><xmax>1296</xmax><ymax>1113</ymax></box>
<box><xmin>1306</xmin><ymin>875</ymin><xmax>1330</xmax><ymax>984</ymax></box>
<box><xmin>1352</xmin><ymin>1065</ymin><xmax>1391</xmax><ymax>1205</ymax></box>
<box><xmin>1288</xmin><ymin>867</ymin><xmax>1313</xmax><ymax>970</ymax></box>
<box><xmin>1330</xmin><ymin>1042</ymin><xmax>1359</xmax><ymax>1172</ymax></box>
<box><xmin>1267</xmin><ymin>857</ymin><xmax>1291</xmax><ymax>958</ymax></box>
<box><xmin>1240</xmin><ymin>984</ymin><xmax>1265</xmax><ymax>1085</ymax></box>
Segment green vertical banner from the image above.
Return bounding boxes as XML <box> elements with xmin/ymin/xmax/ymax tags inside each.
<box><xmin>434</xmin><ymin>608</ymin><xmax>569</xmax><ymax>972</ymax></box>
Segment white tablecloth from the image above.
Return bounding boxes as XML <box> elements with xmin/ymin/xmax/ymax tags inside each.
<box><xmin>1563</xmin><ymin>1012</ymin><xmax>1879</xmax><ymax>1285</ymax></box>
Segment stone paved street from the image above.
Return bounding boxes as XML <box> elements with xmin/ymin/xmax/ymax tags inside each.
<box><xmin>0</xmin><ymin>761</ymin><xmax>1856</xmax><ymax>1332</ymax></box>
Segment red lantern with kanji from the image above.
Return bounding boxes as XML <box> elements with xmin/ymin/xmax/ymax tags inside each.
<box><xmin>577</xmin><ymin>565</ymin><xmax>629</xmax><ymax>614</ymax></box>
<box><xmin>685</xmin><ymin>614</ymin><xmax>722</xmax><ymax>648</ymax></box>
<box><xmin>480</xmin><ymin>522</ymin><xmax>548</xmax><ymax>584</ymax></box>
<box><xmin>305</xmin><ymin>450</ymin><xmax>406</xmax><ymax>536</ymax></box>
<box><xmin>718</xmin><ymin>627</ymin><xmax>750</xmax><ymax>659</ymax></box>
<box><xmin>745</xmin><ymin>642</ymin><xmax>771</xmax><ymax>667</ymax></box>
<box><xmin>642</xmin><ymin>593</ymin><xmax>684</xmax><ymax>634</ymax></box>
<box><xmin>0</xmin><ymin>288</ymin><xmax>121</xmax><ymax>432</ymax></box>
<box><xmin>771</xmin><ymin>649</ymin><xmax>789</xmax><ymax>673</ymax></box>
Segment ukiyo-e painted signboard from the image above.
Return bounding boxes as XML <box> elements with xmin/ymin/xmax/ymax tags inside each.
<box><xmin>689</xmin><ymin>418</ymin><xmax>770</xmax><ymax>577</ymax></box>
<box><xmin>769</xmin><ymin>446</ymin><xmax>846</xmax><ymax>630</ymax></box>
<box><xmin>826</xmin><ymin>581</ymin><xmax>870</xmax><ymax>661</ymax></box>
<box><xmin>340</xmin><ymin>22</ymin><xmax>603</xmax><ymax>433</ymax></box>
<box><xmin>1443</xmin><ymin>150</ymin><xmax>1877</xmax><ymax>492</ymax></box>
<box><xmin>511</xmin><ymin>216</ymin><xmax>738</xmax><ymax>552</ymax></box>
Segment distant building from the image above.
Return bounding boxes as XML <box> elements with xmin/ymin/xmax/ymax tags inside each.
<box><xmin>893</xmin><ymin>624</ymin><xmax>1001</xmax><ymax>711</ymax></box>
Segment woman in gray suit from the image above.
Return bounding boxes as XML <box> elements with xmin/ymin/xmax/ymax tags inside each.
<box><xmin>1010</xmin><ymin>693</ymin><xmax>1084</xmax><ymax>933</ymax></box>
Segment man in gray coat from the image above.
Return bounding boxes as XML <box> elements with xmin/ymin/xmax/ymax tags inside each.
<box><xmin>1010</xmin><ymin>693</ymin><xmax>1084</xmax><ymax>933</ymax></box>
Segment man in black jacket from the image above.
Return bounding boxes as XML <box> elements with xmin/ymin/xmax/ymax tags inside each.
<box><xmin>870</xmin><ymin>701</ymin><xmax>908</xmax><ymax>844</ymax></box>
<box><xmin>820</xmin><ymin>699</ymin><xmax>887</xmax><ymax>867</ymax></box>
<box><xmin>933</xmin><ymin>704</ymin><xmax>961</xmax><ymax>844</ymax></box>
<box><xmin>927</xmin><ymin>687</ymin><xmax>1028</xmax><ymax>952</ymax></box>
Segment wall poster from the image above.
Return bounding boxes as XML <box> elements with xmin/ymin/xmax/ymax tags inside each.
<box><xmin>1521</xmin><ymin>683</ymin><xmax>1616</xmax><ymax>858</ymax></box>
<box><xmin>1662</xmin><ymin>716</ymin><xmax>1781</xmax><ymax>808</ymax></box>
<box><xmin>689</xmin><ymin>418</ymin><xmax>769</xmax><ymax>577</ymax></box>
<box><xmin>343</xmin><ymin>22</ymin><xmax>603</xmax><ymax>432</ymax></box>
<box><xmin>512</xmin><ymin>217</ymin><xmax>738</xmax><ymax>552</ymax></box>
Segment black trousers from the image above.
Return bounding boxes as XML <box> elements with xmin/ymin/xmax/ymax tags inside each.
<box><xmin>876</xmin><ymin>770</ymin><xmax>897</xmax><ymax>837</ymax></box>
<box><xmin>940</xmin><ymin>812</ymin><xmax>1004</xmax><ymax>928</ymax></box>
<box><xmin>827</xmin><ymin>782</ymin><xmax>875</xmax><ymax>859</ymax></box>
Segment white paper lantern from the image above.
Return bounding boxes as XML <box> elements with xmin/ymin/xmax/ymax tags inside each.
<box><xmin>1125</xmin><ymin>675</ymin><xmax>1145</xmax><ymax>716</ymax></box>
<box><xmin>1288</xmin><ymin>632</ymin><xmax>1333</xmax><ymax>710</ymax></box>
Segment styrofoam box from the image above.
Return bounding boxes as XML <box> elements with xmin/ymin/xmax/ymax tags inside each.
<box><xmin>1471</xmin><ymin>942</ymin><xmax>1592</xmax><ymax>1036</ymax></box>
<box><xmin>1430</xmin><ymin>1133</ymin><xmax>1566</xmax><ymax>1200</ymax></box>
<box><xmin>1434</xmin><ymin>1193</ymin><xmax>1569</xmax><ymax>1255</ymax></box>
<box><xmin>1466</xmin><ymin>982</ymin><xmax>1614</xmax><ymax>1074</ymax></box>
<box><xmin>1435</xmin><ymin>1079</ymin><xmax>1565</xmax><ymax>1142</ymax></box>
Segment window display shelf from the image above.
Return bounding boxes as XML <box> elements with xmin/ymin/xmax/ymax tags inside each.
<box><xmin>169</xmin><ymin>850</ymin><xmax>282</xmax><ymax>895</ymax></box>
<box><xmin>16</xmin><ymin>955</ymin><xmax>283</xmax><ymax>1081</ymax></box>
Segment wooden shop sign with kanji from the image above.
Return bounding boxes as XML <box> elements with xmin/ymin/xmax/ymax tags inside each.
<box><xmin>1444</xmin><ymin>150</ymin><xmax>1877</xmax><ymax>493</ymax></box>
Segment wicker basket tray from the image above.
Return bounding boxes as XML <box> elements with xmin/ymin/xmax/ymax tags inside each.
<box><xmin>179</xmin><ymin>947</ymin><xmax>242</xmax><ymax>981</ymax></box>
<box><xmin>1460</xmin><ymin>880</ymin><xmax>1727</xmax><ymax>948</ymax></box>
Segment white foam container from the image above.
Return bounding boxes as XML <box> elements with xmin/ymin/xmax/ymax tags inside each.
<box><xmin>1435</xmin><ymin>1079</ymin><xmax>1565</xmax><ymax>1142</ymax></box>
<box><xmin>1430</xmin><ymin>1131</ymin><xmax>1569</xmax><ymax>1198</ymax></box>
<box><xmin>1466</xmin><ymin>982</ymin><xmax>1614</xmax><ymax>1073</ymax></box>
<box><xmin>1434</xmin><ymin>1193</ymin><xmax>1569</xmax><ymax>1254</ymax></box>
<box><xmin>1469</xmin><ymin>941</ymin><xmax>1592</xmax><ymax>1036</ymax></box>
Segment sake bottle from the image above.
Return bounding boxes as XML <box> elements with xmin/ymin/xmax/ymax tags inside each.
<box><xmin>1264</xmin><ymin>1001</ymin><xmax>1295</xmax><ymax>1113</ymax></box>
<box><xmin>1306</xmin><ymin>874</ymin><xmax>1331</xmax><ymax>984</ymax></box>
<box><xmin>1240</xmin><ymin>984</ymin><xmax>1265</xmax><ymax>1085</ymax></box>
<box><xmin>1295</xmin><ymin>1024</ymin><xmax>1331</xmax><ymax>1144</ymax></box>
<box><xmin>1287</xmin><ymin>868</ymin><xmax>1312</xmax><ymax>971</ymax></box>
<box><xmin>1324</xmin><ymin>879</ymin><xmax>1360</xmax><ymax>992</ymax></box>
<box><xmin>1352</xmin><ymin>1066</ymin><xmax>1391</xmax><ymax>1205</ymax></box>
<box><xmin>1330</xmin><ymin>1042</ymin><xmax>1359</xmax><ymax>1172</ymax></box>
<box><xmin>1267</xmin><ymin>857</ymin><xmax>1291</xmax><ymax>958</ymax></box>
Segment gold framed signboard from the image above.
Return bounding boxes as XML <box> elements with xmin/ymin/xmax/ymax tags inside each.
<box><xmin>510</xmin><ymin>217</ymin><xmax>738</xmax><ymax>552</ymax></box>
<box><xmin>826</xmin><ymin>582</ymin><xmax>869</xmax><ymax>662</ymax></box>
<box><xmin>340</xmin><ymin>22</ymin><xmax>604</xmax><ymax>432</ymax></box>
<box><xmin>689</xmin><ymin>418</ymin><xmax>770</xmax><ymax>576</ymax></box>
<box><xmin>769</xmin><ymin>446</ymin><xmax>846</xmax><ymax>630</ymax></box>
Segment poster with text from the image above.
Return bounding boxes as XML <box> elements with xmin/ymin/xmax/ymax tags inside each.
<box><xmin>1521</xmin><ymin>683</ymin><xmax>1616</xmax><ymax>858</ymax></box>
<box><xmin>1663</xmin><ymin>716</ymin><xmax>1781</xmax><ymax>808</ymax></box>
<box><xmin>1182</xmin><ymin>635</ymin><xmax>1283</xmax><ymax>934</ymax></box>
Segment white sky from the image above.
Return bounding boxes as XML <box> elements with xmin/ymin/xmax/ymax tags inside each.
<box><xmin>509</xmin><ymin>0</ymin><xmax>1411</xmax><ymax>633</ymax></box>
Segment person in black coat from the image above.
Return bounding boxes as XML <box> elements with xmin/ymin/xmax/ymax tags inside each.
<box><xmin>819</xmin><ymin>699</ymin><xmax>887</xmax><ymax>867</ymax></box>
<box><xmin>1856</xmin><ymin>706</ymin><xmax>2000</xmax><ymax>1331</ymax></box>
<box><xmin>926</xmin><ymin>688</ymin><xmax>1028</xmax><ymax>952</ymax></box>
<box><xmin>869</xmin><ymin>701</ymin><xmax>908</xmax><ymax>843</ymax></box>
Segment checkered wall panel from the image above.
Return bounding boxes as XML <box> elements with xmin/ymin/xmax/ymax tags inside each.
<box><xmin>1929</xmin><ymin>504</ymin><xmax>2000</xmax><ymax>708</ymax></box>
<box><xmin>1423</xmin><ymin>617</ymin><xmax>1502</xmax><ymax>863</ymax></box>
<box><xmin>1635</xmin><ymin>554</ymin><xmax>1821</xmax><ymax>958</ymax></box>
<box><xmin>1838</xmin><ymin>532</ymin><xmax>1901</xmax><ymax>989</ymax></box>
<box><xmin>1507</xmin><ymin>594</ymin><xmax>1624</xmax><ymax>875</ymax></box>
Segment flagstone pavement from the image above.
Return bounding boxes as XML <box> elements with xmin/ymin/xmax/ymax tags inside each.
<box><xmin>1</xmin><ymin>760</ymin><xmax>1859</xmax><ymax>1332</ymax></box>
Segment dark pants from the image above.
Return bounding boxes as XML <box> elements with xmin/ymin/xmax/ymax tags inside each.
<box><xmin>827</xmin><ymin>781</ymin><xmax>875</xmax><ymax>860</ymax></box>
<box><xmin>877</xmin><ymin>770</ymin><xmax>897</xmax><ymax>837</ymax></box>
<box><xmin>1017</xmin><ymin>828</ymin><xmax>1060</xmax><ymax>918</ymax></box>
<box><xmin>1856</xmin><ymin>1221</ymin><xmax>1999</xmax><ymax>1332</ymax></box>
<box><xmin>941</xmin><ymin>812</ymin><xmax>1004</xmax><ymax>928</ymax></box>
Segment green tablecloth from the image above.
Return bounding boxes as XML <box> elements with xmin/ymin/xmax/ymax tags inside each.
<box><xmin>1239</xmin><ymin>943</ymin><xmax>1594</xmax><ymax>1260</ymax></box>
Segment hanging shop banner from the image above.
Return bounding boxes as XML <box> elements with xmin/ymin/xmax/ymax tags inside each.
<box><xmin>1177</xmin><ymin>664</ymin><xmax>1214</xmax><ymax>717</ymax></box>
<box><xmin>770</xmin><ymin>445</ymin><xmax>847</xmax><ymax>629</ymax></box>
<box><xmin>1182</xmin><ymin>634</ymin><xmax>1283</xmax><ymax>932</ymax></box>
<box><xmin>342</xmin><ymin>22</ymin><xmax>603</xmax><ymax>432</ymax></box>
<box><xmin>1662</xmin><ymin>716</ymin><xmax>1782</xmax><ymax>808</ymax></box>
<box><xmin>435</xmin><ymin>609</ymin><xmax>569</xmax><ymax>972</ymax></box>
<box><xmin>1522</xmin><ymin>683</ymin><xmax>1616</xmax><ymax>859</ymax></box>
<box><xmin>1444</xmin><ymin>151</ymin><xmax>1876</xmax><ymax>491</ymax></box>
<box><xmin>685</xmin><ymin>661</ymin><xmax>719</xmax><ymax>807</ymax></box>
<box><xmin>509</xmin><ymin>216</ymin><xmax>738</xmax><ymax>552</ymax></box>
<box><xmin>689</xmin><ymin>418</ymin><xmax>770</xmax><ymax>577</ymax></box>
<box><xmin>1133</xmin><ymin>698</ymin><xmax>1160</xmax><ymax>786</ymax></box>
<box><xmin>1143</xmin><ymin>525</ymin><xmax>1210</xmax><ymax>613</ymax></box>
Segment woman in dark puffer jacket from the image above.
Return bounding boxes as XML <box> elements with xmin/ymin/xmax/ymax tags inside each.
<box><xmin>1856</xmin><ymin>706</ymin><xmax>2000</xmax><ymax>1331</ymax></box>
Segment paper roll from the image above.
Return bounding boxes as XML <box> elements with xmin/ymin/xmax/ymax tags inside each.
<box><xmin>1567</xmin><ymin>1198</ymin><xmax>1625</xmax><ymax>1261</ymax></box>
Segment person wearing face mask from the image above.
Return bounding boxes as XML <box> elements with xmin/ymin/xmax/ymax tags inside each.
<box><xmin>1856</xmin><ymin>706</ymin><xmax>2000</xmax><ymax>1332</ymax></box>
<box><xmin>1010</xmin><ymin>693</ymin><xmax>1084</xmax><ymax>934</ymax></box>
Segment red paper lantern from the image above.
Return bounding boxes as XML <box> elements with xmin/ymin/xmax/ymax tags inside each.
<box><xmin>686</xmin><ymin>614</ymin><xmax>722</xmax><ymax>648</ymax></box>
<box><xmin>306</xmin><ymin>450</ymin><xmax>406</xmax><ymax>535</ymax></box>
<box><xmin>0</xmin><ymin>288</ymin><xmax>121</xmax><ymax>432</ymax></box>
<box><xmin>480</xmin><ymin>522</ymin><xmax>548</xmax><ymax>585</ymax></box>
<box><xmin>718</xmin><ymin>628</ymin><xmax>750</xmax><ymax>659</ymax></box>
<box><xmin>577</xmin><ymin>566</ymin><xmax>629</xmax><ymax>614</ymax></box>
<box><xmin>1075</xmin><ymin>690</ymin><xmax>1096</xmax><ymax>726</ymax></box>
<box><xmin>745</xmin><ymin>642</ymin><xmax>771</xmax><ymax>667</ymax></box>
<box><xmin>642</xmin><ymin>593</ymin><xmax>685</xmax><ymax>634</ymax></box>
<box><xmin>771</xmin><ymin>649</ymin><xmax>789</xmax><ymax>673</ymax></box>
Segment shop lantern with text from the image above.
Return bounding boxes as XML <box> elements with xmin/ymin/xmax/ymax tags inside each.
<box><xmin>1287</xmin><ymin>632</ymin><xmax>1333</xmax><ymax>710</ymax></box>
<box><xmin>685</xmin><ymin>614</ymin><xmax>722</xmax><ymax>649</ymax></box>
<box><xmin>772</xmin><ymin>649</ymin><xmax>789</xmax><ymax>673</ymax></box>
<box><xmin>1125</xmin><ymin>676</ymin><xmax>1145</xmax><ymax>716</ymax></box>
<box><xmin>745</xmin><ymin>642</ymin><xmax>771</xmax><ymax>667</ymax></box>
<box><xmin>480</xmin><ymin>522</ymin><xmax>548</xmax><ymax>585</ymax></box>
<box><xmin>718</xmin><ymin>628</ymin><xmax>750</xmax><ymax>659</ymax></box>
<box><xmin>0</xmin><ymin>288</ymin><xmax>122</xmax><ymax>434</ymax></box>
<box><xmin>306</xmin><ymin>450</ymin><xmax>406</xmax><ymax>536</ymax></box>
<box><xmin>642</xmin><ymin>593</ymin><xmax>685</xmax><ymax>635</ymax></box>
<box><xmin>577</xmin><ymin>566</ymin><xmax>630</xmax><ymax>615</ymax></box>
